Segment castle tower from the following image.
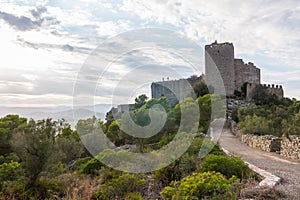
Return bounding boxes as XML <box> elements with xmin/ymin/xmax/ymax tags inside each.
<box><xmin>205</xmin><ymin>41</ymin><xmax>235</xmax><ymax>96</ymax></box>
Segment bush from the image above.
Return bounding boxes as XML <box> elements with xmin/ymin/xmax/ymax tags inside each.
<box><xmin>69</xmin><ymin>157</ymin><xmax>90</xmax><ymax>171</ymax></box>
<box><xmin>160</xmin><ymin>186</ymin><xmax>176</xmax><ymax>199</ymax></box>
<box><xmin>1</xmin><ymin>178</ymin><xmax>65</xmax><ymax>200</ymax></box>
<box><xmin>82</xmin><ymin>158</ymin><xmax>103</xmax><ymax>175</ymax></box>
<box><xmin>201</xmin><ymin>154</ymin><xmax>251</xmax><ymax>179</ymax></box>
<box><xmin>94</xmin><ymin>173</ymin><xmax>147</xmax><ymax>200</ymax></box>
<box><xmin>153</xmin><ymin>137</ymin><xmax>225</xmax><ymax>187</ymax></box>
<box><xmin>161</xmin><ymin>171</ymin><xmax>239</xmax><ymax>199</ymax></box>
<box><xmin>22</xmin><ymin>178</ymin><xmax>65</xmax><ymax>200</ymax></box>
<box><xmin>125</xmin><ymin>192</ymin><xmax>143</xmax><ymax>200</ymax></box>
<box><xmin>238</xmin><ymin>115</ymin><xmax>272</xmax><ymax>135</ymax></box>
<box><xmin>0</xmin><ymin>161</ymin><xmax>22</xmax><ymax>181</ymax></box>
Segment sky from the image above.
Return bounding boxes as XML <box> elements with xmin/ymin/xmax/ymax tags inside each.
<box><xmin>1</xmin><ymin>0</ymin><xmax>300</xmax><ymax>108</ymax></box>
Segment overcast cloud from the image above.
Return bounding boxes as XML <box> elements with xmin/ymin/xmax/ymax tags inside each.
<box><xmin>0</xmin><ymin>0</ymin><xmax>299</xmax><ymax>108</ymax></box>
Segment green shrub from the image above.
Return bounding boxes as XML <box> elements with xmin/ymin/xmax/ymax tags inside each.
<box><xmin>153</xmin><ymin>137</ymin><xmax>225</xmax><ymax>187</ymax></box>
<box><xmin>94</xmin><ymin>173</ymin><xmax>147</xmax><ymax>200</ymax></box>
<box><xmin>201</xmin><ymin>154</ymin><xmax>251</xmax><ymax>179</ymax></box>
<box><xmin>125</xmin><ymin>192</ymin><xmax>143</xmax><ymax>200</ymax></box>
<box><xmin>69</xmin><ymin>157</ymin><xmax>90</xmax><ymax>171</ymax></box>
<box><xmin>98</xmin><ymin>167</ymin><xmax>122</xmax><ymax>184</ymax></box>
<box><xmin>82</xmin><ymin>158</ymin><xmax>103</xmax><ymax>175</ymax></box>
<box><xmin>0</xmin><ymin>161</ymin><xmax>22</xmax><ymax>181</ymax></box>
<box><xmin>22</xmin><ymin>178</ymin><xmax>65</xmax><ymax>200</ymax></box>
<box><xmin>0</xmin><ymin>180</ymin><xmax>26</xmax><ymax>199</ymax></box>
<box><xmin>1</xmin><ymin>178</ymin><xmax>65</xmax><ymax>200</ymax></box>
<box><xmin>161</xmin><ymin>171</ymin><xmax>239</xmax><ymax>199</ymax></box>
<box><xmin>160</xmin><ymin>186</ymin><xmax>176</xmax><ymax>199</ymax></box>
<box><xmin>239</xmin><ymin>115</ymin><xmax>273</xmax><ymax>135</ymax></box>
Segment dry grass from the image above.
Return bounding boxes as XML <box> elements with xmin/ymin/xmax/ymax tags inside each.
<box><xmin>57</xmin><ymin>173</ymin><xmax>101</xmax><ymax>200</ymax></box>
<box><xmin>239</xmin><ymin>185</ymin><xmax>286</xmax><ymax>200</ymax></box>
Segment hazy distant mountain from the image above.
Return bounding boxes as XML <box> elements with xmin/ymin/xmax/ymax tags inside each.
<box><xmin>0</xmin><ymin>104</ymin><xmax>115</xmax><ymax>127</ymax></box>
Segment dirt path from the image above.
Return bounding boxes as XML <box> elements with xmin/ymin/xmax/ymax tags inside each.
<box><xmin>219</xmin><ymin>129</ymin><xmax>300</xmax><ymax>199</ymax></box>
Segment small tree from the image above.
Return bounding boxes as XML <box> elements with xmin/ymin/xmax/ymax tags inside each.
<box><xmin>12</xmin><ymin>119</ymin><xmax>70</xmax><ymax>188</ymax></box>
<box><xmin>134</xmin><ymin>94</ymin><xmax>148</xmax><ymax>109</ymax></box>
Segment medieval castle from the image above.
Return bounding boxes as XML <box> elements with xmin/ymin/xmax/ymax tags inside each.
<box><xmin>151</xmin><ymin>41</ymin><xmax>284</xmax><ymax>106</ymax></box>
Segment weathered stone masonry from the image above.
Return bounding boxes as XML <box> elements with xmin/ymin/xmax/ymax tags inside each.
<box><xmin>151</xmin><ymin>79</ymin><xmax>192</xmax><ymax>107</ymax></box>
<box><xmin>230</xmin><ymin>120</ymin><xmax>300</xmax><ymax>159</ymax></box>
<box><xmin>246</xmin><ymin>83</ymin><xmax>284</xmax><ymax>101</ymax></box>
<box><xmin>281</xmin><ymin>135</ymin><xmax>300</xmax><ymax>160</ymax></box>
<box><xmin>205</xmin><ymin>41</ymin><xmax>236</xmax><ymax>95</ymax></box>
<box><xmin>241</xmin><ymin>134</ymin><xmax>281</xmax><ymax>153</ymax></box>
<box><xmin>151</xmin><ymin>41</ymin><xmax>284</xmax><ymax>107</ymax></box>
<box><xmin>205</xmin><ymin>41</ymin><xmax>283</xmax><ymax>99</ymax></box>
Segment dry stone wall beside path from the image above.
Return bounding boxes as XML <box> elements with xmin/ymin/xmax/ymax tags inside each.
<box><xmin>219</xmin><ymin>128</ymin><xmax>300</xmax><ymax>199</ymax></box>
<box><xmin>281</xmin><ymin>135</ymin><xmax>300</xmax><ymax>159</ymax></box>
<box><xmin>230</xmin><ymin>120</ymin><xmax>300</xmax><ymax>160</ymax></box>
<box><xmin>241</xmin><ymin>134</ymin><xmax>281</xmax><ymax>153</ymax></box>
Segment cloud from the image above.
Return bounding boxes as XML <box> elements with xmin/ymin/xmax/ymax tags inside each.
<box><xmin>96</xmin><ymin>20</ymin><xmax>132</xmax><ymax>37</ymax></box>
<box><xmin>0</xmin><ymin>6</ymin><xmax>59</xmax><ymax>31</ymax></box>
<box><xmin>30</xmin><ymin>6</ymin><xmax>47</xmax><ymax>18</ymax></box>
<box><xmin>0</xmin><ymin>11</ymin><xmax>41</xmax><ymax>31</ymax></box>
<box><xmin>16</xmin><ymin>37</ymin><xmax>93</xmax><ymax>54</ymax></box>
<box><xmin>119</xmin><ymin>0</ymin><xmax>300</xmax><ymax>67</ymax></box>
<box><xmin>1</xmin><ymin>0</ymin><xmax>300</xmax><ymax>107</ymax></box>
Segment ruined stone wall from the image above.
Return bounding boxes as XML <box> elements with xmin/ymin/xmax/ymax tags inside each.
<box><xmin>246</xmin><ymin>83</ymin><xmax>284</xmax><ymax>101</ymax></box>
<box><xmin>205</xmin><ymin>41</ymin><xmax>235</xmax><ymax>96</ymax></box>
<box><xmin>117</xmin><ymin>104</ymin><xmax>134</xmax><ymax>113</ymax></box>
<box><xmin>246</xmin><ymin>83</ymin><xmax>257</xmax><ymax>101</ymax></box>
<box><xmin>234</xmin><ymin>59</ymin><xmax>260</xmax><ymax>91</ymax></box>
<box><xmin>204</xmin><ymin>41</ymin><xmax>284</xmax><ymax>98</ymax></box>
<box><xmin>241</xmin><ymin>134</ymin><xmax>281</xmax><ymax>152</ymax></box>
<box><xmin>151</xmin><ymin>79</ymin><xmax>192</xmax><ymax>107</ymax></box>
<box><xmin>243</xmin><ymin>62</ymin><xmax>260</xmax><ymax>85</ymax></box>
<box><xmin>280</xmin><ymin>136</ymin><xmax>300</xmax><ymax>159</ymax></box>
<box><xmin>264</xmin><ymin>84</ymin><xmax>284</xmax><ymax>98</ymax></box>
<box><xmin>234</xmin><ymin>59</ymin><xmax>245</xmax><ymax>91</ymax></box>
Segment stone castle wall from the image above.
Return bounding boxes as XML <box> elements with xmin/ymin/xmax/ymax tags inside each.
<box><xmin>246</xmin><ymin>83</ymin><xmax>284</xmax><ymax>100</ymax></box>
<box><xmin>234</xmin><ymin>59</ymin><xmax>260</xmax><ymax>91</ymax></box>
<box><xmin>234</xmin><ymin>59</ymin><xmax>245</xmax><ymax>91</ymax></box>
<box><xmin>117</xmin><ymin>104</ymin><xmax>134</xmax><ymax>113</ymax></box>
<box><xmin>205</xmin><ymin>41</ymin><xmax>235</xmax><ymax>96</ymax></box>
<box><xmin>153</xmin><ymin>41</ymin><xmax>283</xmax><ymax>104</ymax></box>
<box><xmin>205</xmin><ymin>41</ymin><xmax>262</xmax><ymax>96</ymax></box>
<box><xmin>151</xmin><ymin>79</ymin><xmax>192</xmax><ymax>107</ymax></box>
<box><xmin>265</xmin><ymin>84</ymin><xmax>284</xmax><ymax>98</ymax></box>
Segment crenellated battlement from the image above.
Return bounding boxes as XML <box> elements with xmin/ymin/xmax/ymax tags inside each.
<box><xmin>246</xmin><ymin>83</ymin><xmax>284</xmax><ymax>101</ymax></box>
<box><xmin>262</xmin><ymin>84</ymin><xmax>283</xmax><ymax>89</ymax></box>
